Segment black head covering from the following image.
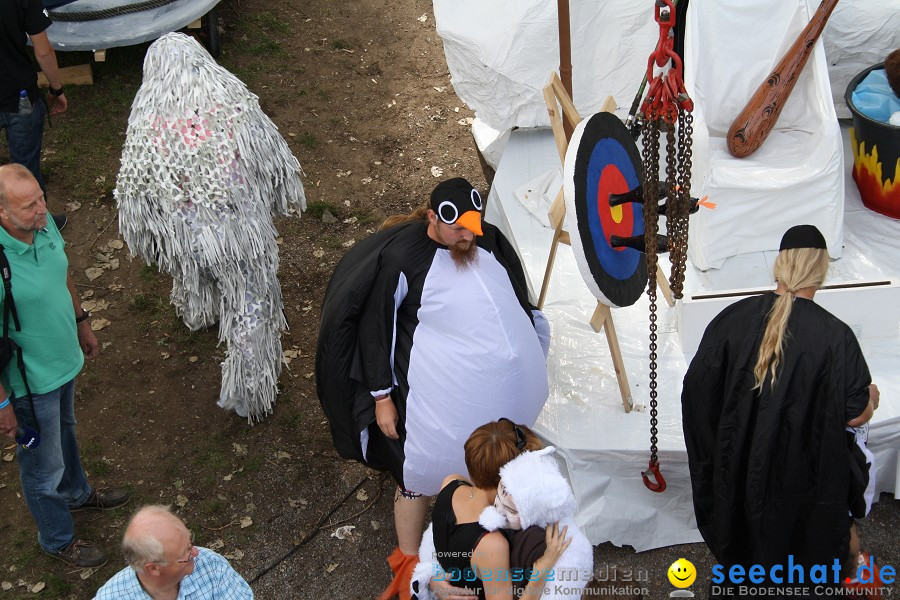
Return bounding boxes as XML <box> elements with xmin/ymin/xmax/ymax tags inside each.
<box><xmin>429</xmin><ymin>178</ymin><xmax>483</xmax><ymax>230</ymax></box>
<box><xmin>779</xmin><ymin>225</ymin><xmax>827</xmax><ymax>251</ymax></box>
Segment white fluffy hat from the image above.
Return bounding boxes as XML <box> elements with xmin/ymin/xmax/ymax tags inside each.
<box><xmin>480</xmin><ymin>446</ymin><xmax>576</xmax><ymax>530</ymax></box>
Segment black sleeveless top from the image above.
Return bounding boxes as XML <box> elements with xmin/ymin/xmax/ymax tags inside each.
<box><xmin>432</xmin><ymin>480</ymin><xmax>488</xmax><ymax>600</ymax></box>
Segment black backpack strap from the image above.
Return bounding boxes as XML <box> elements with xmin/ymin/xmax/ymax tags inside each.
<box><xmin>0</xmin><ymin>244</ymin><xmax>37</xmax><ymax>430</ymax></box>
<box><xmin>0</xmin><ymin>244</ymin><xmax>13</xmax><ymax>338</ymax></box>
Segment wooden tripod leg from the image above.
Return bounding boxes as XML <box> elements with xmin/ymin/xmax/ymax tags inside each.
<box><xmin>538</xmin><ymin>188</ymin><xmax>570</xmax><ymax>310</ymax></box>
<box><xmin>656</xmin><ymin>265</ymin><xmax>675</xmax><ymax>307</ymax></box>
<box><xmin>590</xmin><ymin>302</ymin><xmax>634</xmax><ymax>413</ymax></box>
<box><xmin>538</xmin><ymin>227</ymin><xmax>563</xmax><ymax>310</ymax></box>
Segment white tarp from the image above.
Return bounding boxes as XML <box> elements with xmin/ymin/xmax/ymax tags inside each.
<box><xmin>433</xmin><ymin>0</ymin><xmax>658</xmax><ymax>131</ymax></box>
<box><xmin>433</xmin><ymin>0</ymin><xmax>900</xmax><ymax>128</ymax></box>
<box><xmin>684</xmin><ymin>0</ymin><xmax>844</xmax><ymax>270</ymax></box>
<box><xmin>485</xmin><ymin>125</ymin><xmax>900</xmax><ymax>551</ymax></box>
<box><xmin>46</xmin><ymin>0</ymin><xmax>219</xmax><ymax>51</ymax></box>
<box><xmin>824</xmin><ymin>2</ymin><xmax>900</xmax><ymax>118</ymax></box>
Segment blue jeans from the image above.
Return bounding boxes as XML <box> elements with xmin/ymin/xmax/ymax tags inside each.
<box><xmin>13</xmin><ymin>379</ymin><xmax>92</xmax><ymax>553</ymax></box>
<box><xmin>0</xmin><ymin>95</ymin><xmax>46</xmax><ymax>192</ymax></box>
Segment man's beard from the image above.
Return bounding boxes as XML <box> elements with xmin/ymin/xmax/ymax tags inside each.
<box><xmin>8</xmin><ymin>211</ymin><xmax>46</xmax><ymax>233</ymax></box>
<box><xmin>449</xmin><ymin>239</ymin><xmax>478</xmax><ymax>269</ymax></box>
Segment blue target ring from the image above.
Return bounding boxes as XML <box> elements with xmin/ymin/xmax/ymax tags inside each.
<box><xmin>565</xmin><ymin>112</ymin><xmax>647</xmax><ymax>307</ymax></box>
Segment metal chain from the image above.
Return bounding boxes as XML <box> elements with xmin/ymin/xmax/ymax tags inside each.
<box><xmin>669</xmin><ymin>111</ymin><xmax>693</xmax><ymax>298</ymax></box>
<box><xmin>641</xmin><ymin>118</ymin><xmax>661</xmax><ymax>466</ymax></box>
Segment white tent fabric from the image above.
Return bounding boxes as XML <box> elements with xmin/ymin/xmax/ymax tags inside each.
<box><xmin>433</xmin><ymin>0</ymin><xmax>900</xmax><ymax>128</ymax></box>
<box><xmin>824</xmin><ymin>2</ymin><xmax>900</xmax><ymax>118</ymax></box>
<box><xmin>433</xmin><ymin>0</ymin><xmax>658</xmax><ymax>130</ymax></box>
<box><xmin>683</xmin><ymin>0</ymin><xmax>844</xmax><ymax>270</ymax></box>
<box><xmin>484</xmin><ymin>124</ymin><xmax>900</xmax><ymax>551</ymax></box>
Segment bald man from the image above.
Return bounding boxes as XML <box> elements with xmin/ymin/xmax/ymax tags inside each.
<box><xmin>0</xmin><ymin>164</ymin><xmax>128</xmax><ymax>568</ymax></box>
<box><xmin>94</xmin><ymin>505</ymin><xmax>252</xmax><ymax>600</ymax></box>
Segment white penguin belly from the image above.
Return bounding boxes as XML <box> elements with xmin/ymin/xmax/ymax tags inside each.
<box><xmin>402</xmin><ymin>248</ymin><xmax>549</xmax><ymax>495</ymax></box>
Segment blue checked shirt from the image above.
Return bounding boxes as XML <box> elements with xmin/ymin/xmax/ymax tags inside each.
<box><xmin>93</xmin><ymin>548</ymin><xmax>253</xmax><ymax>599</ymax></box>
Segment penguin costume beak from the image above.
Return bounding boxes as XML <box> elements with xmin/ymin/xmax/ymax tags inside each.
<box><xmin>431</xmin><ymin>177</ymin><xmax>485</xmax><ymax>236</ymax></box>
<box><xmin>456</xmin><ymin>210</ymin><xmax>483</xmax><ymax>236</ymax></box>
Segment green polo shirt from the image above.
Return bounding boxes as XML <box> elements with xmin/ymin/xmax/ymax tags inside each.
<box><xmin>0</xmin><ymin>219</ymin><xmax>83</xmax><ymax>397</ymax></box>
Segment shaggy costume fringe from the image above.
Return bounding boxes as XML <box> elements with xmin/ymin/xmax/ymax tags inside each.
<box><xmin>115</xmin><ymin>32</ymin><xmax>305</xmax><ymax>422</ymax></box>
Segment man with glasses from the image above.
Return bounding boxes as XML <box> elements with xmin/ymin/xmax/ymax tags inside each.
<box><xmin>93</xmin><ymin>505</ymin><xmax>253</xmax><ymax>599</ymax></box>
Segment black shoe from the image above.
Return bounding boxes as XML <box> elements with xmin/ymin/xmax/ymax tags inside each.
<box><xmin>70</xmin><ymin>488</ymin><xmax>130</xmax><ymax>512</ymax></box>
<box><xmin>46</xmin><ymin>539</ymin><xmax>108</xmax><ymax>568</ymax></box>
<box><xmin>52</xmin><ymin>213</ymin><xmax>68</xmax><ymax>231</ymax></box>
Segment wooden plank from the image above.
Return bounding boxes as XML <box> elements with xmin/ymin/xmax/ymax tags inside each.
<box><xmin>590</xmin><ymin>303</ymin><xmax>633</xmax><ymax>412</ymax></box>
<box><xmin>547</xmin><ymin>188</ymin><xmax>566</xmax><ymax>230</ymax></box>
<box><xmin>38</xmin><ymin>64</ymin><xmax>93</xmax><ymax>87</ymax></box>
<box><xmin>543</xmin><ymin>80</ymin><xmax>569</xmax><ymax>165</ymax></box>
<box><xmin>538</xmin><ymin>227</ymin><xmax>563</xmax><ymax>310</ymax></box>
<box><xmin>93</xmin><ymin>49</ymin><xmax>106</xmax><ymax>62</ymax></box>
<box><xmin>656</xmin><ymin>264</ymin><xmax>675</xmax><ymax>307</ymax></box>
<box><xmin>549</xmin><ymin>73</ymin><xmax>582</xmax><ymax>129</ymax></box>
<box><xmin>677</xmin><ymin>280</ymin><xmax>900</xmax><ymax>355</ymax></box>
<box><xmin>598</xmin><ymin>95</ymin><xmax>617</xmax><ymax>114</ymax></box>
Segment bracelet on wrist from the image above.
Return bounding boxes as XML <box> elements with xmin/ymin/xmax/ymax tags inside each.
<box><xmin>48</xmin><ymin>85</ymin><xmax>64</xmax><ymax>97</ymax></box>
<box><xmin>75</xmin><ymin>309</ymin><xmax>91</xmax><ymax>323</ymax></box>
<box><xmin>0</xmin><ymin>397</ymin><xmax>10</xmax><ymax>410</ymax></box>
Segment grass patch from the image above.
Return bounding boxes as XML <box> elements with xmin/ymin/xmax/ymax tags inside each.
<box><xmin>140</xmin><ymin>263</ymin><xmax>160</xmax><ymax>283</ymax></box>
<box><xmin>85</xmin><ymin>458</ymin><xmax>112</xmax><ymax>477</ymax></box>
<box><xmin>249</xmin><ymin>38</ymin><xmax>284</xmax><ymax>56</ymax></box>
<box><xmin>298</xmin><ymin>133</ymin><xmax>317</xmax><ymax>149</ymax></box>
<box><xmin>353</xmin><ymin>211</ymin><xmax>378</xmax><ymax>226</ymax></box>
<box><xmin>201</xmin><ymin>497</ymin><xmax>223</xmax><ymax>514</ymax></box>
<box><xmin>324</xmin><ymin>235</ymin><xmax>344</xmax><ymax>249</ymax></box>
<box><xmin>81</xmin><ymin>439</ymin><xmax>112</xmax><ymax>477</ymax></box>
<box><xmin>201</xmin><ymin>447</ymin><xmax>229</xmax><ymax>470</ymax></box>
<box><xmin>251</xmin><ymin>12</ymin><xmax>292</xmax><ymax>35</ymax></box>
<box><xmin>131</xmin><ymin>293</ymin><xmax>169</xmax><ymax>317</ymax></box>
<box><xmin>46</xmin><ymin>574</ymin><xmax>73</xmax><ymax>595</ymax></box>
<box><xmin>305</xmin><ymin>200</ymin><xmax>339</xmax><ymax>220</ymax></box>
<box><xmin>242</xmin><ymin>455</ymin><xmax>263</xmax><ymax>474</ymax></box>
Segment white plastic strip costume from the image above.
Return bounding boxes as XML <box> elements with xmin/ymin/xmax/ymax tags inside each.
<box><xmin>115</xmin><ymin>32</ymin><xmax>306</xmax><ymax>422</ymax></box>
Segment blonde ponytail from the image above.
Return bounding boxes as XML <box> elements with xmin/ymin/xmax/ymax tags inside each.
<box><xmin>752</xmin><ymin>247</ymin><xmax>830</xmax><ymax>389</ymax></box>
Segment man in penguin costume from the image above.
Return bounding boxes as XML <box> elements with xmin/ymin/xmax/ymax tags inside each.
<box><xmin>317</xmin><ymin>177</ymin><xmax>551</xmax><ymax>599</ymax></box>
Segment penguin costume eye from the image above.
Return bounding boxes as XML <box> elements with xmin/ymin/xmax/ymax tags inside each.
<box><xmin>470</xmin><ymin>189</ymin><xmax>483</xmax><ymax>211</ymax></box>
<box><xmin>437</xmin><ymin>200</ymin><xmax>459</xmax><ymax>225</ymax></box>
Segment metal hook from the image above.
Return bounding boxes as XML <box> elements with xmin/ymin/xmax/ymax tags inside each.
<box><xmin>642</xmin><ymin>458</ymin><xmax>667</xmax><ymax>492</ymax></box>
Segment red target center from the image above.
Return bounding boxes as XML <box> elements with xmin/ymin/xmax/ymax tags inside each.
<box><xmin>597</xmin><ymin>165</ymin><xmax>635</xmax><ymax>250</ymax></box>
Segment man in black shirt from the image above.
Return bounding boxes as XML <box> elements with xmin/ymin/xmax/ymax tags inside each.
<box><xmin>1</xmin><ymin>0</ymin><xmax>68</xmax><ymax>227</ymax></box>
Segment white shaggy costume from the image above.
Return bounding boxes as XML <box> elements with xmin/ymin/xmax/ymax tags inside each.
<box><xmin>115</xmin><ymin>32</ymin><xmax>305</xmax><ymax>422</ymax></box>
<box><xmin>411</xmin><ymin>447</ymin><xmax>593</xmax><ymax>600</ymax></box>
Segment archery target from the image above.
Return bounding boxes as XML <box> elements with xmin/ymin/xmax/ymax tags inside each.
<box><xmin>563</xmin><ymin>112</ymin><xmax>647</xmax><ymax>307</ymax></box>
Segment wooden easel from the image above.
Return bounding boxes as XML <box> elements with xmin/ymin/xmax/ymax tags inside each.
<box><xmin>537</xmin><ymin>73</ymin><xmax>673</xmax><ymax>413</ymax></box>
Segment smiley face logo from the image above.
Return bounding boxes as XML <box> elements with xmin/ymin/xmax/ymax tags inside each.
<box><xmin>668</xmin><ymin>558</ymin><xmax>696</xmax><ymax>588</ymax></box>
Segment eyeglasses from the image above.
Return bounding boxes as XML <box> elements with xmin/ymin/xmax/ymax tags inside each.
<box><xmin>176</xmin><ymin>530</ymin><xmax>196</xmax><ymax>563</ymax></box>
<box><xmin>176</xmin><ymin>546</ymin><xmax>196</xmax><ymax>563</ymax></box>
<box><xmin>498</xmin><ymin>418</ymin><xmax>526</xmax><ymax>450</ymax></box>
